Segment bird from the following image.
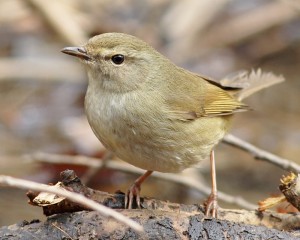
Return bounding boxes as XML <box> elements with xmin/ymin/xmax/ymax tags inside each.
<box><xmin>61</xmin><ymin>32</ymin><xmax>250</xmax><ymax>217</ymax></box>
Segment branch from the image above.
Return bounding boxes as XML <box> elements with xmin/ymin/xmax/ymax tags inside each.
<box><xmin>223</xmin><ymin>134</ymin><xmax>300</xmax><ymax>173</ymax></box>
<box><xmin>1</xmin><ymin>210</ymin><xmax>299</xmax><ymax>239</ymax></box>
<box><xmin>26</xmin><ymin>0</ymin><xmax>88</xmax><ymax>45</ymax></box>
<box><xmin>200</xmin><ymin>1</ymin><xmax>298</xmax><ymax>50</ymax></box>
<box><xmin>0</xmin><ymin>174</ymin><xmax>143</xmax><ymax>232</ymax></box>
<box><xmin>0</xmin><ymin>58</ymin><xmax>84</xmax><ymax>82</ymax></box>
<box><xmin>25</xmin><ymin>152</ymin><xmax>256</xmax><ymax>210</ymax></box>
<box><xmin>0</xmin><ymin>170</ymin><xmax>299</xmax><ymax>239</ymax></box>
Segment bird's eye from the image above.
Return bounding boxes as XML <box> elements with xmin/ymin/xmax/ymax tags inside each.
<box><xmin>111</xmin><ymin>54</ymin><xmax>125</xmax><ymax>65</ymax></box>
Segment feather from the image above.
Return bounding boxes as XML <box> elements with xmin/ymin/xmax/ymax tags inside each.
<box><xmin>166</xmin><ymin>70</ymin><xmax>249</xmax><ymax>121</ymax></box>
<box><xmin>220</xmin><ymin>69</ymin><xmax>285</xmax><ymax>101</ymax></box>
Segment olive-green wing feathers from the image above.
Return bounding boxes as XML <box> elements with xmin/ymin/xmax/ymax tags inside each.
<box><xmin>166</xmin><ymin>72</ymin><xmax>249</xmax><ymax>121</ymax></box>
<box><xmin>202</xmin><ymin>82</ymin><xmax>249</xmax><ymax>116</ymax></box>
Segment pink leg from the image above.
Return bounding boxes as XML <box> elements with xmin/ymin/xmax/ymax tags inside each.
<box><xmin>205</xmin><ymin>150</ymin><xmax>218</xmax><ymax>217</ymax></box>
<box><xmin>125</xmin><ymin>170</ymin><xmax>153</xmax><ymax>209</ymax></box>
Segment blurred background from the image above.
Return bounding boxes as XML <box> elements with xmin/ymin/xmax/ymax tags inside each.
<box><xmin>0</xmin><ymin>0</ymin><xmax>299</xmax><ymax>226</ymax></box>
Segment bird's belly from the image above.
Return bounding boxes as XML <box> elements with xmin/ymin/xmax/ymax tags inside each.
<box><xmin>85</xmin><ymin>91</ymin><xmax>229</xmax><ymax>173</ymax></box>
<box><xmin>120</xmin><ymin>119</ymin><xmax>228</xmax><ymax>173</ymax></box>
<box><xmin>87</xmin><ymin>114</ymin><xmax>200</xmax><ymax>173</ymax></box>
<box><xmin>88</xmin><ymin>115</ymin><xmax>226</xmax><ymax>173</ymax></box>
<box><xmin>118</xmin><ymin>141</ymin><xmax>213</xmax><ymax>173</ymax></box>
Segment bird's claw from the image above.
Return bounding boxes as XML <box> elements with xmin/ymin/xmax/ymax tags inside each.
<box><xmin>204</xmin><ymin>192</ymin><xmax>218</xmax><ymax>218</ymax></box>
<box><xmin>124</xmin><ymin>183</ymin><xmax>141</xmax><ymax>209</ymax></box>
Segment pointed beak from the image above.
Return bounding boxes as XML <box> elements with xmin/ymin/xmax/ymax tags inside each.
<box><xmin>61</xmin><ymin>46</ymin><xmax>91</xmax><ymax>61</ymax></box>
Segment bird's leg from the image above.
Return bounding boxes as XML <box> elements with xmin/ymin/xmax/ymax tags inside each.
<box><xmin>205</xmin><ymin>150</ymin><xmax>218</xmax><ymax>218</ymax></box>
<box><xmin>125</xmin><ymin>170</ymin><xmax>153</xmax><ymax>209</ymax></box>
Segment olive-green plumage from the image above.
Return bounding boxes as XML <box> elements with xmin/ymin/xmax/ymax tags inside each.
<box><xmin>62</xmin><ymin>32</ymin><xmax>249</xmax><ymax>173</ymax></box>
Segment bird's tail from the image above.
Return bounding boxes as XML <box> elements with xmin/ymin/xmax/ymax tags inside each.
<box><xmin>220</xmin><ymin>69</ymin><xmax>285</xmax><ymax>101</ymax></box>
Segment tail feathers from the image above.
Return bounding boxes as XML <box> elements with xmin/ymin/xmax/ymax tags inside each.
<box><xmin>220</xmin><ymin>69</ymin><xmax>285</xmax><ymax>101</ymax></box>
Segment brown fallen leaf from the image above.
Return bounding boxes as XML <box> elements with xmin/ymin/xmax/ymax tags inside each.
<box><xmin>258</xmin><ymin>172</ymin><xmax>300</xmax><ymax>212</ymax></box>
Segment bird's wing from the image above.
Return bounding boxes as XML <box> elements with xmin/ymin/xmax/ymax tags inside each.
<box><xmin>166</xmin><ymin>72</ymin><xmax>249</xmax><ymax>121</ymax></box>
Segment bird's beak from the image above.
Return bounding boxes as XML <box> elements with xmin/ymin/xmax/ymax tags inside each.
<box><xmin>61</xmin><ymin>46</ymin><xmax>91</xmax><ymax>61</ymax></box>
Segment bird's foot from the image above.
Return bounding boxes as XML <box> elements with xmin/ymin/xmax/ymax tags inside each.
<box><xmin>204</xmin><ymin>192</ymin><xmax>218</xmax><ymax>218</ymax></box>
<box><xmin>124</xmin><ymin>170</ymin><xmax>152</xmax><ymax>209</ymax></box>
<box><xmin>124</xmin><ymin>182</ymin><xmax>141</xmax><ymax>209</ymax></box>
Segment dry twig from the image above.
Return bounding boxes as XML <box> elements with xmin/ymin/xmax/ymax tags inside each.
<box><xmin>0</xmin><ymin>58</ymin><xmax>84</xmax><ymax>82</ymax></box>
<box><xmin>26</xmin><ymin>0</ymin><xmax>88</xmax><ymax>45</ymax></box>
<box><xmin>0</xmin><ymin>175</ymin><xmax>143</xmax><ymax>232</ymax></box>
<box><xmin>223</xmin><ymin>134</ymin><xmax>300</xmax><ymax>173</ymax></box>
<box><xmin>26</xmin><ymin>152</ymin><xmax>256</xmax><ymax>210</ymax></box>
<box><xmin>199</xmin><ymin>1</ymin><xmax>299</xmax><ymax>52</ymax></box>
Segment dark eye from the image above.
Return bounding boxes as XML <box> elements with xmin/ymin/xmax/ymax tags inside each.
<box><xmin>111</xmin><ymin>54</ymin><xmax>125</xmax><ymax>65</ymax></box>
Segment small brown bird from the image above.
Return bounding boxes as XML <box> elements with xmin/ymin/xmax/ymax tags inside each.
<box><xmin>62</xmin><ymin>32</ymin><xmax>249</xmax><ymax>217</ymax></box>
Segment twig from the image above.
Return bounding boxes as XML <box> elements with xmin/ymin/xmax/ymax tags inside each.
<box><xmin>0</xmin><ymin>175</ymin><xmax>143</xmax><ymax>232</ymax></box>
<box><xmin>102</xmin><ymin>160</ymin><xmax>256</xmax><ymax>210</ymax></box>
<box><xmin>200</xmin><ymin>1</ymin><xmax>298</xmax><ymax>51</ymax></box>
<box><xmin>51</xmin><ymin>223</ymin><xmax>74</xmax><ymax>240</ymax></box>
<box><xmin>80</xmin><ymin>151</ymin><xmax>114</xmax><ymax>184</ymax></box>
<box><xmin>163</xmin><ymin>0</ymin><xmax>230</xmax><ymax>40</ymax></box>
<box><xmin>26</xmin><ymin>0</ymin><xmax>88</xmax><ymax>45</ymax></box>
<box><xmin>223</xmin><ymin>134</ymin><xmax>300</xmax><ymax>173</ymax></box>
<box><xmin>0</xmin><ymin>58</ymin><xmax>84</xmax><ymax>82</ymax></box>
<box><xmin>25</xmin><ymin>152</ymin><xmax>101</xmax><ymax>167</ymax></box>
<box><xmin>26</xmin><ymin>152</ymin><xmax>256</xmax><ymax>210</ymax></box>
